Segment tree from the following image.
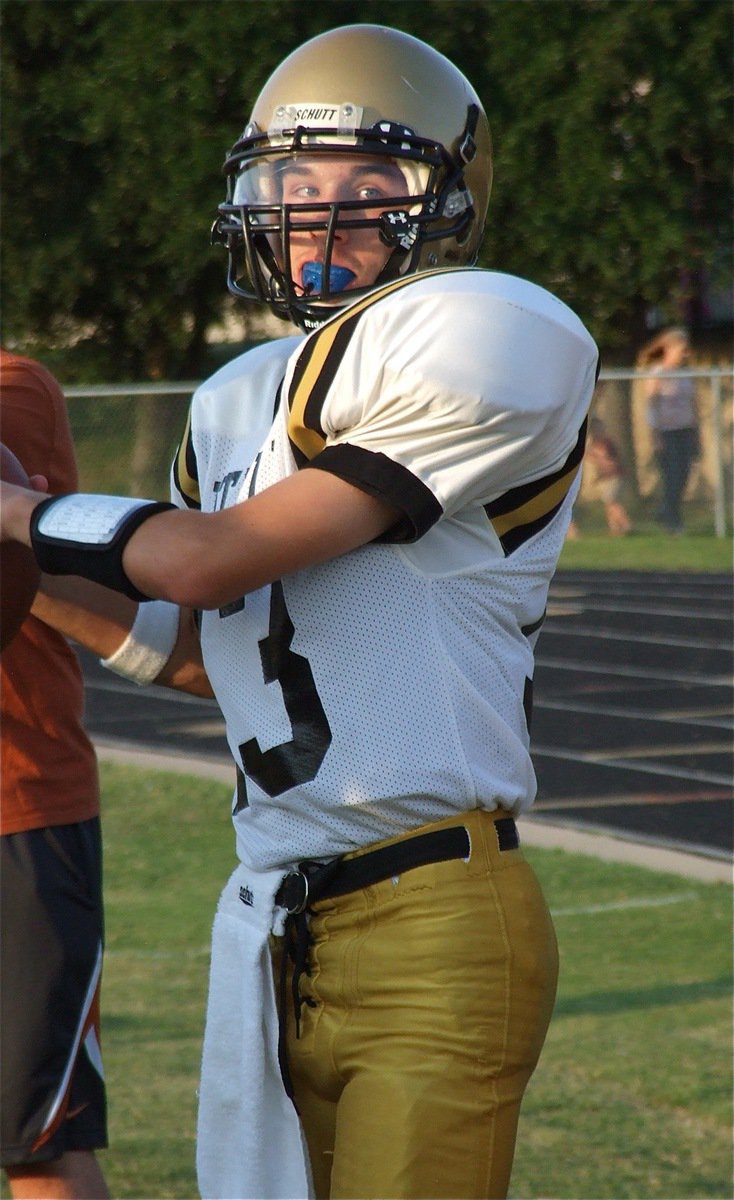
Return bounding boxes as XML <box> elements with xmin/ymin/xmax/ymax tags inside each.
<box><xmin>1</xmin><ymin>0</ymin><xmax>731</xmax><ymax>379</ymax></box>
<box><xmin>475</xmin><ymin>0</ymin><xmax>733</xmax><ymax>351</ymax></box>
<box><xmin>0</xmin><ymin>0</ymin><xmax>347</xmax><ymax>378</ymax></box>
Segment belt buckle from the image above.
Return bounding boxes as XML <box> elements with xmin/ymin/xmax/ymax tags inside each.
<box><xmin>277</xmin><ymin>870</ymin><xmax>309</xmax><ymax>915</ymax></box>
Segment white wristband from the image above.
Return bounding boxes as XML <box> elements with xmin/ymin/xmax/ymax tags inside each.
<box><xmin>100</xmin><ymin>600</ymin><xmax>180</xmax><ymax>686</ymax></box>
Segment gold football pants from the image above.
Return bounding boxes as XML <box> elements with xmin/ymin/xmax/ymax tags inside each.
<box><xmin>283</xmin><ymin>808</ymin><xmax>558</xmax><ymax>1199</ymax></box>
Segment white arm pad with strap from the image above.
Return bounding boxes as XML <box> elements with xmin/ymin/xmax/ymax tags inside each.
<box><xmin>100</xmin><ymin>599</ymin><xmax>181</xmax><ymax>686</ymax></box>
<box><xmin>30</xmin><ymin>493</ymin><xmax>175</xmax><ymax>601</ymax></box>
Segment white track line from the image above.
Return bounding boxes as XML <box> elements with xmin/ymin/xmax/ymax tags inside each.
<box><xmin>543</xmin><ymin>623</ymin><xmax>728</xmax><ymax>650</ymax></box>
<box><xmin>535</xmin><ymin>697</ymin><xmax>732</xmax><ymax>729</ymax></box>
<box><xmin>534</xmin><ymin>656</ymin><xmax>731</xmax><ymax>686</ymax></box>
<box><xmin>551</xmin><ymin>892</ymin><xmax>698</xmax><ymax>917</ymax></box>
<box><xmin>550</xmin><ymin>604</ymin><xmax>730</xmax><ymax>621</ymax></box>
<box><xmin>533</xmin><ymin>793</ymin><xmax>729</xmax><ymax>812</ymax></box>
<box><xmin>531</xmin><ymin>744</ymin><xmax>732</xmax><ymax>786</ymax></box>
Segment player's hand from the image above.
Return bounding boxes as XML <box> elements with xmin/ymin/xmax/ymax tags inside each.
<box><xmin>0</xmin><ymin>446</ymin><xmax>48</xmax><ymax>544</ymax></box>
<box><xmin>0</xmin><ymin>480</ymin><xmax>47</xmax><ymax>545</ymax></box>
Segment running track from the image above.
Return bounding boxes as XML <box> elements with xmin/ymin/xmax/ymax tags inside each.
<box><xmin>77</xmin><ymin>570</ymin><xmax>733</xmax><ymax>864</ymax></box>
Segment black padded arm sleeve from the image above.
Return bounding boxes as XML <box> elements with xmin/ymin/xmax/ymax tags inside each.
<box><xmin>30</xmin><ymin>495</ymin><xmax>175</xmax><ymax>602</ymax></box>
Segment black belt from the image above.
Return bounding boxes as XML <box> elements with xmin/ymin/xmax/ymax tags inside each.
<box><xmin>275</xmin><ymin>816</ymin><xmax>518</xmax><ymax>1102</ymax></box>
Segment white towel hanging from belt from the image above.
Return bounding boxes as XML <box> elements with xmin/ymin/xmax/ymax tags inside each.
<box><xmin>196</xmin><ymin>861</ymin><xmax>313</xmax><ymax>1199</ymax></box>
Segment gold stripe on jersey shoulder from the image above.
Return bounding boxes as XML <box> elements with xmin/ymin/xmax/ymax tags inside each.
<box><xmin>173</xmin><ymin>406</ymin><xmax>201</xmax><ymax>509</ymax></box>
<box><xmin>490</xmin><ymin>461</ymin><xmax>580</xmax><ymax>538</ymax></box>
<box><xmin>287</xmin><ymin>268</ymin><xmax>471</xmax><ymax>462</ymax></box>
<box><xmin>485</xmin><ymin>420</ymin><xmax>587</xmax><ymax>553</ymax></box>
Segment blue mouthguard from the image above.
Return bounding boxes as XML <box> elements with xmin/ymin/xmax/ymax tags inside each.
<box><xmin>301</xmin><ymin>261</ymin><xmax>357</xmax><ymax>294</ymax></box>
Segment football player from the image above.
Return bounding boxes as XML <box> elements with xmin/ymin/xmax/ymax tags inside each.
<box><xmin>2</xmin><ymin>25</ymin><xmax>598</xmax><ymax>1199</ymax></box>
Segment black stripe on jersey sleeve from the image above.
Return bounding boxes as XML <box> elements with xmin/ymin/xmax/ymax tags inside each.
<box><xmin>287</xmin><ymin>337</ymin><xmax>326</xmax><ymax>436</ymax></box>
<box><xmin>304</xmin><ymin>443</ymin><xmax>443</xmax><ymax>543</ymax></box>
<box><xmin>303</xmin><ymin>318</ymin><xmax>359</xmax><ymax>433</ymax></box>
<box><xmin>484</xmin><ymin>420</ymin><xmax>587</xmax><ymax>520</ymax></box>
<box><xmin>172</xmin><ymin>408</ymin><xmax>201</xmax><ymax>510</ymax></box>
<box><xmin>483</xmin><ymin>419</ymin><xmax>587</xmax><ymax>555</ymax></box>
<box><xmin>495</xmin><ymin>500</ymin><xmax>563</xmax><ymax>555</ymax></box>
<box><xmin>521</xmin><ymin>610</ymin><xmax>546</xmax><ymax>638</ymax></box>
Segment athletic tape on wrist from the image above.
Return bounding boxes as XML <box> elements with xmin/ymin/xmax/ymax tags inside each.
<box><xmin>30</xmin><ymin>494</ymin><xmax>175</xmax><ymax>602</ymax></box>
<box><xmin>101</xmin><ymin>599</ymin><xmax>180</xmax><ymax>686</ymax></box>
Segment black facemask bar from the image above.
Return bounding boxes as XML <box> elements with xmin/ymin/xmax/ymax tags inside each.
<box><xmin>212</xmin><ymin>116</ymin><xmax>477</xmax><ymax>329</ymax></box>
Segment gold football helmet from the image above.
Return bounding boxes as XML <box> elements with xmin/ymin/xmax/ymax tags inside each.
<box><xmin>213</xmin><ymin>24</ymin><xmax>492</xmax><ymax>329</ymax></box>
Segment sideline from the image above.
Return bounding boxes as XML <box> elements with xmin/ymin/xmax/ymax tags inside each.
<box><xmin>518</xmin><ymin>817</ymin><xmax>731</xmax><ymax>884</ymax></box>
<box><xmin>93</xmin><ymin>739</ymin><xmax>733</xmax><ymax>886</ymax></box>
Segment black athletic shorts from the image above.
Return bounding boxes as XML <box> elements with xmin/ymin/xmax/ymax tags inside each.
<box><xmin>1</xmin><ymin>818</ymin><xmax>108</xmax><ymax>1166</ymax></box>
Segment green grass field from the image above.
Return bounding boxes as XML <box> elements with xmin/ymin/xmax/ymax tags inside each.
<box><xmin>559</xmin><ymin>530</ymin><xmax>732</xmax><ymax>574</ymax></box>
<box><xmin>9</xmin><ymin>762</ymin><xmax>725</xmax><ymax>1200</ymax></box>
<box><xmin>557</xmin><ymin>496</ymin><xmax>732</xmax><ymax>573</ymax></box>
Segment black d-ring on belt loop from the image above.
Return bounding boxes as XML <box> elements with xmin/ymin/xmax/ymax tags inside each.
<box><xmin>276</xmin><ymin>870</ymin><xmax>310</xmax><ymax>915</ymax></box>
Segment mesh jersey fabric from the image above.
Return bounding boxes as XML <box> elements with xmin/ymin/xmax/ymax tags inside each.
<box><xmin>171</xmin><ymin>269</ymin><xmax>598</xmax><ymax>870</ymax></box>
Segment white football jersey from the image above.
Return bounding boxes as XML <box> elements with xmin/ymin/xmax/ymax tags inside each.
<box><xmin>171</xmin><ymin>269</ymin><xmax>598</xmax><ymax>871</ymax></box>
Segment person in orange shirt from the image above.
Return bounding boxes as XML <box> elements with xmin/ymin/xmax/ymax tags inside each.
<box><xmin>0</xmin><ymin>350</ymin><xmax>110</xmax><ymax>1199</ymax></box>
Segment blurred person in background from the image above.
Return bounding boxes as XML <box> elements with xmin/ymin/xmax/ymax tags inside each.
<box><xmin>0</xmin><ymin>350</ymin><xmax>109</xmax><ymax>1200</ymax></box>
<box><xmin>585</xmin><ymin>416</ymin><xmax>631</xmax><ymax>536</ymax></box>
<box><xmin>638</xmin><ymin>327</ymin><xmax>699</xmax><ymax>534</ymax></box>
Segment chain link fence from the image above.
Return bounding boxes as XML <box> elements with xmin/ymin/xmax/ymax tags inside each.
<box><xmin>581</xmin><ymin>368</ymin><xmax>731</xmax><ymax>536</ymax></box>
<box><xmin>65</xmin><ymin>367</ymin><xmax>733</xmax><ymax>536</ymax></box>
